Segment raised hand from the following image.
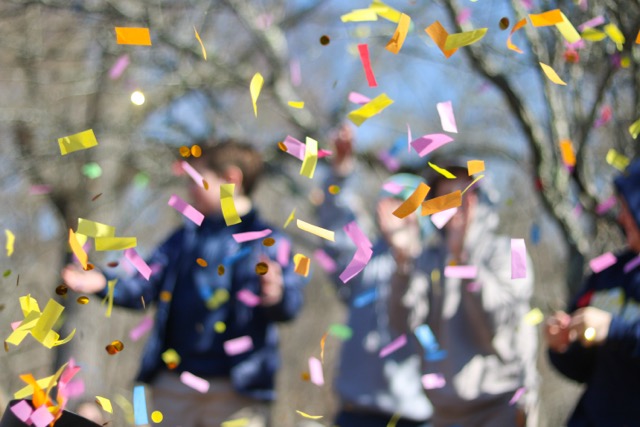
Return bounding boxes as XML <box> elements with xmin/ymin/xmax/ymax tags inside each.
<box><xmin>61</xmin><ymin>264</ymin><xmax>107</xmax><ymax>294</ymax></box>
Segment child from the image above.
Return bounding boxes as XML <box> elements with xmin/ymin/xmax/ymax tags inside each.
<box><xmin>62</xmin><ymin>140</ymin><xmax>307</xmax><ymax>427</ymax></box>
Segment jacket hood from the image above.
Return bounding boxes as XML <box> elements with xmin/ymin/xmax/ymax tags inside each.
<box><xmin>614</xmin><ymin>158</ymin><xmax>640</xmax><ymax>228</ymax></box>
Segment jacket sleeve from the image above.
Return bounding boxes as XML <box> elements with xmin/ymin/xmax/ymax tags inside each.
<box><xmin>97</xmin><ymin>229</ymin><xmax>182</xmax><ymax>309</ymax></box>
<box><xmin>603</xmin><ymin>316</ymin><xmax>640</xmax><ymax>357</ymax></box>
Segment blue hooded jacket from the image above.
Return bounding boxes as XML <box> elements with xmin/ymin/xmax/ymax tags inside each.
<box><xmin>549</xmin><ymin>158</ymin><xmax>640</xmax><ymax>426</ymax></box>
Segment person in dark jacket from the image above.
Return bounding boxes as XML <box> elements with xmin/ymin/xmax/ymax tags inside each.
<box><xmin>62</xmin><ymin>141</ymin><xmax>306</xmax><ymax>427</ymax></box>
<box><xmin>545</xmin><ymin>158</ymin><xmax>640</xmax><ymax>426</ymax></box>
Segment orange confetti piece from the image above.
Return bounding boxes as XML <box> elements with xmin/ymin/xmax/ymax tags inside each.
<box><xmin>467</xmin><ymin>160</ymin><xmax>485</xmax><ymax>175</ymax></box>
<box><xmin>392</xmin><ymin>183</ymin><xmax>431</xmax><ymax>218</ymax></box>
<box><xmin>529</xmin><ymin>10</ymin><xmax>563</xmax><ymax>27</ymax></box>
<box><xmin>385</xmin><ymin>13</ymin><xmax>411</xmax><ymax>54</ymax></box>
<box><xmin>425</xmin><ymin>21</ymin><xmax>458</xmax><ymax>58</ymax></box>
<box><xmin>560</xmin><ymin>139</ymin><xmax>576</xmax><ymax>167</ymax></box>
<box><xmin>193</xmin><ymin>27</ymin><xmax>207</xmax><ymax>60</ymax></box>
<box><xmin>507</xmin><ymin>18</ymin><xmax>527</xmax><ymax>53</ymax></box>
<box><xmin>115</xmin><ymin>27</ymin><xmax>152</xmax><ymax>46</ymax></box>
<box><xmin>421</xmin><ymin>190</ymin><xmax>462</xmax><ymax>216</ymax></box>
<box><xmin>320</xmin><ymin>332</ymin><xmax>328</xmax><ymax>363</ymax></box>
<box><xmin>636</xmin><ymin>30</ymin><xmax>640</xmax><ymax>44</ymax></box>
<box><xmin>294</xmin><ymin>254</ymin><xmax>311</xmax><ymax>277</ymax></box>
<box><xmin>196</xmin><ymin>258</ymin><xmax>208</xmax><ymax>267</ymax></box>
<box><xmin>68</xmin><ymin>229</ymin><xmax>88</xmax><ymax>270</ymax></box>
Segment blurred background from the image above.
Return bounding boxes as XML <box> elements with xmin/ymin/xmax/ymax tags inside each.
<box><xmin>0</xmin><ymin>0</ymin><xmax>638</xmax><ymax>425</ymax></box>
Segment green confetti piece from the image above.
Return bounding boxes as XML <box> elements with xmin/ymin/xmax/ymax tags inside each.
<box><xmin>328</xmin><ymin>324</ymin><xmax>353</xmax><ymax>340</ymax></box>
<box><xmin>82</xmin><ymin>162</ymin><xmax>103</xmax><ymax>179</ymax></box>
<box><xmin>3</xmin><ymin>269</ymin><xmax>10</xmax><ymax>277</ymax></box>
<box><xmin>134</xmin><ymin>172</ymin><xmax>149</xmax><ymax>187</ymax></box>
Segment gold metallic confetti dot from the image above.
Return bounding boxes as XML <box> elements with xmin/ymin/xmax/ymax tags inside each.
<box><xmin>179</xmin><ymin>146</ymin><xmax>191</xmax><ymax>157</ymax></box>
<box><xmin>214</xmin><ymin>321</ymin><xmax>226</xmax><ymax>333</ymax></box>
<box><xmin>203</xmin><ymin>180</ymin><xmax>209</xmax><ymax>190</ymax></box>
<box><xmin>255</xmin><ymin>262</ymin><xmax>269</xmax><ymax>275</ymax></box>
<box><xmin>84</xmin><ymin>263</ymin><xmax>95</xmax><ymax>271</ymax></box>
<box><xmin>301</xmin><ymin>372</ymin><xmax>310</xmax><ymax>381</ymax></box>
<box><xmin>111</xmin><ymin>340</ymin><xmax>124</xmax><ymax>351</ymax></box>
<box><xmin>328</xmin><ymin>185</ymin><xmax>340</xmax><ymax>195</ymax></box>
<box><xmin>320</xmin><ymin>35</ymin><xmax>331</xmax><ymax>45</ymax></box>
<box><xmin>218</xmin><ymin>265</ymin><xmax>225</xmax><ymax>276</ymax></box>
<box><xmin>151</xmin><ymin>411</ymin><xmax>163</xmax><ymax>423</ymax></box>
<box><xmin>278</xmin><ymin>142</ymin><xmax>288</xmax><ymax>152</ymax></box>
<box><xmin>191</xmin><ymin>145</ymin><xmax>202</xmax><ymax>158</ymax></box>
<box><xmin>263</xmin><ymin>237</ymin><xmax>275</xmax><ymax>247</ymax></box>
<box><xmin>105</xmin><ymin>344</ymin><xmax>118</xmax><ymax>355</ymax></box>
<box><xmin>76</xmin><ymin>296</ymin><xmax>89</xmax><ymax>305</ymax></box>
<box><xmin>55</xmin><ymin>285</ymin><xmax>68</xmax><ymax>296</ymax></box>
<box><xmin>499</xmin><ymin>17</ymin><xmax>510</xmax><ymax>30</ymax></box>
<box><xmin>160</xmin><ymin>291</ymin><xmax>172</xmax><ymax>302</ymax></box>
<box><xmin>196</xmin><ymin>258</ymin><xmax>208</xmax><ymax>267</ymax></box>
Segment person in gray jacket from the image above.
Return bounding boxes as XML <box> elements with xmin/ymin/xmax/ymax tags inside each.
<box><xmin>316</xmin><ymin>124</ymin><xmax>433</xmax><ymax>427</ymax></box>
<box><xmin>387</xmin><ymin>165</ymin><xmax>538</xmax><ymax>427</ymax></box>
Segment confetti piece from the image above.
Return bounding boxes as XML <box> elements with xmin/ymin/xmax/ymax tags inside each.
<box><xmin>523</xmin><ymin>308</ymin><xmax>544</xmax><ymax>326</ymax></box>
<box><xmin>68</xmin><ymin>229</ymin><xmax>88</xmax><ymax>270</ymax></box>
<box><xmin>297</xmin><ymin>219</ymin><xmax>335</xmax><ymax>241</ymax></box>
<box><xmin>181</xmin><ymin>161</ymin><xmax>206</xmax><ymax>189</ymax></box>
<box><xmin>444</xmin><ymin>265</ymin><xmax>477</xmax><ymax>279</ymax></box>
<box><xmin>422</xmin><ymin>191</ymin><xmax>462</xmax><ymax>216</ymax></box>
<box><xmin>29</xmin><ymin>185</ymin><xmax>52</xmax><ymax>195</ymax></box>
<box><xmin>250</xmin><ymin>73</ymin><xmax>264</xmax><ymax>117</ymax></box>
<box><xmin>348</xmin><ymin>91</ymin><xmax>371</xmax><ymax>105</ymax></box>
<box><xmin>255</xmin><ymin>262</ymin><xmax>269</xmax><ymax>275</ymax></box>
<box><xmin>180</xmin><ymin>371</ymin><xmax>210</xmax><ymax>393</ymax></box>
<box><xmin>529</xmin><ymin>10</ymin><xmax>564</xmax><ymax>27</ymax></box>
<box><xmin>429</xmin><ymin>162</ymin><xmax>457</xmax><ymax>179</ymax></box>
<box><xmin>507</xmin><ymin>18</ymin><xmax>527</xmax><ymax>53</ymax></box>
<box><xmin>224</xmin><ymin>336</ymin><xmax>253</xmax><ymax>356</ymax></box>
<box><xmin>392</xmin><ymin>182</ymin><xmax>431</xmax><ymax>218</ymax></box>
<box><xmin>589</xmin><ymin>252</ymin><xmax>617</xmax><ymax>273</ymax></box>
<box><xmin>58</xmin><ymin>129</ymin><xmax>98</xmax><ymax>156</ymax></box>
<box><xmin>10</xmin><ymin>400</ymin><xmax>33</xmax><ymax>422</ymax></box>
<box><xmin>277</xmin><ymin>239</ymin><xmax>291</xmax><ymax>267</ymax></box>
<box><xmin>559</xmin><ymin>139</ymin><xmax>576</xmax><ymax>167</ymax></box>
<box><xmin>294</xmin><ymin>254</ymin><xmax>311</xmax><ymax>277</ymax></box>
<box><xmin>133</xmin><ymin>385</ymin><xmax>149</xmax><ymax>425</ymax></box>
<box><xmin>629</xmin><ymin>117</ymin><xmax>640</xmax><ymax>139</ymax></box>
<box><xmin>129</xmin><ymin>316</ymin><xmax>153</xmax><ymax>341</ymax></box>
<box><xmin>467</xmin><ymin>160</ymin><xmax>485</xmax><ymax>175</ymax></box>
<box><xmin>214</xmin><ymin>321</ymin><xmax>226</xmax><ymax>333</ymax></box>
<box><xmin>462</xmin><ymin>174</ymin><xmax>484</xmax><ymax>195</ymax></box>
<box><xmin>422</xmin><ymin>373</ymin><xmax>446</xmax><ymax>389</ymax></box>
<box><xmin>606</xmin><ymin>149</ymin><xmax>630</xmax><ymax>171</ymax></box>
<box><xmin>193</xmin><ymin>26</ymin><xmax>207</xmax><ymax>60</ymax></box>
<box><xmin>220</xmin><ymin>184</ymin><xmax>242</xmax><ymax>226</ymax></box>
<box><xmin>282</xmin><ymin>209</ymin><xmax>296</xmax><ymax>230</ymax></box>
<box><xmin>555</xmin><ymin>13</ymin><xmax>581</xmax><ymax>43</ymax></box>
<box><xmin>347</xmin><ymin>93</ymin><xmax>394</xmax><ymax>127</ymax></box>
<box><xmin>595</xmin><ymin>195</ymin><xmax>616</xmax><ymax>215</ymax></box>
<box><xmin>314</xmin><ymin>249</ymin><xmax>337</xmax><ymax>273</ymax></box>
<box><xmin>511</xmin><ymin>239</ymin><xmax>527</xmax><ymax>279</ymax></box>
<box><xmin>109</xmin><ymin>54</ymin><xmax>129</xmax><ymax>79</ymax></box>
<box><xmin>30</xmin><ymin>405</ymin><xmax>54</xmax><ymax>427</ymax></box>
<box><xmin>410</xmin><ymin>134</ymin><xmax>453</xmax><ymax>157</ymax></box>
<box><xmin>624</xmin><ymin>255</ymin><xmax>640</xmax><ymax>274</ymax></box>
<box><xmin>509</xmin><ymin>387</ymin><xmax>526</xmax><ymax>405</ymax></box>
<box><xmin>5</xmin><ymin>229</ymin><xmax>14</xmax><ymax>257</ymax></box>
<box><xmin>431</xmin><ymin>207</ymin><xmax>457</xmax><ymax>229</ymax></box>
<box><xmin>237</xmin><ymin>289</ymin><xmax>261</xmax><ymax>307</ymax></box>
<box><xmin>436</xmin><ymin>100</ymin><xmax>458</xmax><ymax>133</ymax></box>
<box><xmin>151</xmin><ymin>411</ymin><xmax>163</xmax><ymax>423</ymax></box>
<box><xmin>95</xmin><ymin>237</ymin><xmax>137</xmax><ymax>251</ymax></box>
<box><xmin>95</xmin><ymin>396</ymin><xmax>113</xmax><ymax>413</ymax></box>
<box><xmin>340</xmin><ymin>8</ymin><xmax>378</xmax><ymax>22</ymax></box>
<box><xmin>300</xmin><ymin>137</ymin><xmax>318</xmax><ymax>179</ymax></box>
<box><xmin>539</xmin><ymin>62</ymin><xmax>566</xmax><ymax>85</ymax></box>
<box><xmin>425</xmin><ymin>21</ymin><xmax>458</xmax><ymax>58</ymax></box>
<box><xmin>370</xmin><ymin>0</ymin><xmax>402</xmax><ymax>22</ymax></box>
<box><xmin>309</xmin><ymin>357</ymin><xmax>324</xmax><ymax>386</ymax></box>
<box><xmin>105</xmin><ymin>279</ymin><xmax>117</xmax><ymax>318</ymax></box>
<box><xmin>581</xmin><ymin>28</ymin><xmax>606</xmax><ymax>41</ymax></box>
<box><xmin>77</xmin><ymin>218</ymin><xmax>115</xmax><ymax>238</ymax></box>
<box><xmin>339</xmin><ymin>221</ymin><xmax>374</xmax><ymax>284</ymax></box>
<box><xmin>115</xmin><ymin>27</ymin><xmax>152</xmax><ymax>46</ymax></box>
<box><xmin>604</xmin><ymin>23</ymin><xmax>625</xmax><ymax>50</ymax></box>
<box><xmin>578</xmin><ymin>16</ymin><xmax>605</xmax><ymax>31</ymax></box>
<box><xmin>161</xmin><ymin>348</ymin><xmax>181</xmax><ymax>369</ymax></box>
<box><xmin>295</xmin><ymin>410</ymin><xmax>323</xmax><ymax>420</ymax></box>
<box><xmin>357</xmin><ymin>44</ymin><xmax>378</xmax><ymax>87</ymax></box>
<box><xmin>379</xmin><ymin>334</ymin><xmax>407</xmax><ymax>357</ymax></box>
<box><xmin>233</xmin><ymin>229</ymin><xmax>273</xmax><ymax>243</ymax></box>
<box><xmin>385</xmin><ymin>13</ymin><xmax>411</xmax><ymax>54</ymax></box>
<box><xmin>354</xmin><ymin>288</ymin><xmax>378</xmax><ymax>307</ymax></box>
<box><xmin>499</xmin><ymin>17</ymin><xmax>510</xmax><ymax>30</ymax></box>
<box><xmin>444</xmin><ymin>28</ymin><xmax>488</xmax><ymax>50</ymax></box>
<box><xmin>168</xmin><ymin>194</ymin><xmax>205</xmax><ymax>226</ymax></box>
<box><xmin>637</xmin><ymin>30</ymin><xmax>640</xmax><ymax>44</ymax></box>
<box><xmin>328</xmin><ymin>324</ymin><xmax>352</xmax><ymax>340</ymax></box>
<box><xmin>319</xmin><ymin>35</ymin><xmax>330</xmax><ymax>45</ymax></box>
<box><xmin>288</xmin><ymin>101</ymin><xmax>304</xmax><ymax>109</ymax></box>
<box><xmin>124</xmin><ymin>248</ymin><xmax>151</xmax><ymax>280</ymax></box>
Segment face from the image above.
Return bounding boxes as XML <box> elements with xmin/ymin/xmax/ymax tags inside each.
<box><xmin>434</xmin><ymin>178</ymin><xmax>476</xmax><ymax>237</ymax></box>
<box><xmin>187</xmin><ymin>161</ymin><xmax>226</xmax><ymax>215</ymax></box>
<box><xmin>617</xmin><ymin>196</ymin><xmax>640</xmax><ymax>253</ymax></box>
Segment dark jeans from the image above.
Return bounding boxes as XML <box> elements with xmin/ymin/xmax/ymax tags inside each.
<box><xmin>335</xmin><ymin>410</ymin><xmax>432</xmax><ymax>427</ymax></box>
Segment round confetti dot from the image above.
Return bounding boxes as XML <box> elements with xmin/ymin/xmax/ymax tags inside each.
<box><xmin>319</xmin><ymin>35</ymin><xmax>331</xmax><ymax>45</ymax></box>
<box><xmin>55</xmin><ymin>285</ymin><xmax>68</xmax><ymax>296</ymax></box>
<box><xmin>262</xmin><ymin>237</ymin><xmax>276</xmax><ymax>247</ymax></box>
<box><xmin>430</xmin><ymin>269</ymin><xmax>441</xmax><ymax>284</ymax></box>
<box><xmin>179</xmin><ymin>146</ymin><xmax>191</xmax><ymax>158</ymax></box>
<box><xmin>255</xmin><ymin>262</ymin><xmax>269</xmax><ymax>275</ymax></box>
<box><xmin>215</xmin><ymin>289</ymin><xmax>229</xmax><ymax>303</ymax></box>
<box><xmin>191</xmin><ymin>145</ymin><xmax>202</xmax><ymax>158</ymax></box>
<box><xmin>151</xmin><ymin>411</ymin><xmax>163</xmax><ymax>423</ymax></box>
<box><xmin>107</xmin><ymin>261</ymin><xmax>119</xmax><ymax>268</ymax></box>
<box><xmin>160</xmin><ymin>291</ymin><xmax>172</xmax><ymax>302</ymax></box>
<box><xmin>214</xmin><ymin>321</ymin><xmax>226</xmax><ymax>333</ymax></box>
<box><xmin>277</xmin><ymin>142</ymin><xmax>288</xmax><ymax>152</ymax></box>
<box><xmin>499</xmin><ymin>17</ymin><xmax>510</xmax><ymax>30</ymax></box>
<box><xmin>111</xmin><ymin>340</ymin><xmax>124</xmax><ymax>351</ymax></box>
<box><xmin>76</xmin><ymin>296</ymin><xmax>90</xmax><ymax>305</ymax></box>
<box><xmin>203</xmin><ymin>180</ymin><xmax>209</xmax><ymax>190</ymax></box>
<box><xmin>105</xmin><ymin>344</ymin><xmax>118</xmax><ymax>355</ymax></box>
<box><xmin>301</xmin><ymin>372</ymin><xmax>310</xmax><ymax>381</ymax></box>
<box><xmin>328</xmin><ymin>185</ymin><xmax>340</xmax><ymax>195</ymax></box>
<box><xmin>2</xmin><ymin>270</ymin><xmax>10</xmax><ymax>278</ymax></box>
<box><xmin>621</xmin><ymin>57</ymin><xmax>631</xmax><ymax>68</ymax></box>
<box><xmin>217</xmin><ymin>265</ymin><xmax>225</xmax><ymax>276</ymax></box>
<box><xmin>84</xmin><ymin>263</ymin><xmax>95</xmax><ymax>271</ymax></box>
<box><xmin>196</xmin><ymin>258</ymin><xmax>208</xmax><ymax>267</ymax></box>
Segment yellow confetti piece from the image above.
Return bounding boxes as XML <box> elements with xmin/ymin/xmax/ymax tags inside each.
<box><xmin>295</xmin><ymin>410</ymin><xmax>323</xmax><ymax>420</ymax></box>
<box><xmin>604</xmin><ymin>23</ymin><xmax>625</xmax><ymax>50</ymax></box>
<box><xmin>288</xmin><ymin>101</ymin><xmax>304</xmax><ymax>109</ymax></box>
<box><xmin>220</xmin><ymin>184</ymin><xmax>242</xmax><ymax>226</ymax></box>
<box><xmin>31</xmin><ymin>299</ymin><xmax>64</xmax><ymax>343</ymax></box>
<box><xmin>5</xmin><ymin>229</ymin><xmax>14</xmax><ymax>257</ymax></box>
<box><xmin>425</xmin><ymin>21</ymin><xmax>457</xmax><ymax>58</ymax></box>
<box><xmin>214</xmin><ymin>321</ymin><xmax>226</xmax><ymax>333</ymax></box>
<box><xmin>347</xmin><ymin>93</ymin><xmax>394</xmax><ymax>126</ymax></box>
<box><xmin>77</xmin><ymin>218</ymin><xmax>116</xmax><ymax>238</ymax></box>
<box><xmin>507</xmin><ymin>19</ymin><xmax>527</xmax><ymax>53</ymax></box>
<box><xmin>629</xmin><ymin>117</ymin><xmax>640</xmax><ymax>139</ymax></box>
<box><xmin>444</xmin><ymin>28</ymin><xmax>488</xmax><ymax>50</ymax></box>
<box><xmin>151</xmin><ymin>411</ymin><xmax>164</xmax><ymax>423</ymax></box>
<box><xmin>421</xmin><ymin>191</ymin><xmax>462</xmax><ymax>216</ymax></box>
<box><xmin>296</xmin><ymin>219</ymin><xmax>335</xmax><ymax>241</ymax></box>
<box><xmin>428</xmin><ymin>162</ymin><xmax>457</xmax><ymax>179</ymax></box>
<box><xmin>392</xmin><ymin>182</ymin><xmax>431</xmax><ymax>219</ymax></box>
<box><xmin>300</xmin><ymin>137</ymin><xmax>318</xmax><ymax>179</ymax></box>
<box><xmin>606</xmin><ymin>149</ymin><xmax>630</xmax><ymax>171</ymax></box>
<box><xmin>539</xmin><ymin>62</ymin><xmax>566</xmax><ymax>85</ymax></box>
<box><xmin>68</xmin><ymin>229</ymin><xmax>88</xmax><ymax>270</ymax></box>
<box><xmin>340</xmin><ymin>9</ymin><xmax>378</xmax><ymax>22</ymax></box>
<box><xmin>161</xmin><ymin>348</ymin><xmax>181</xmax><ymax>368</ymax></box>
<box><xmin>194</xmin><ymin>26</ymin><xmax>207</xmax><ymax>60</ymax></box>
<box><xmin>462</xmin><ymin>174</ymin><xmax>484</xmax><ymax>195</ymax></box>
<box><xmin>284</xmin><ymin>208</ymin><xmax>296</xmax><ymax>229</ymax></box>
<box><xmin>115</xmin><ymin>27</ymin><xmax>152</xmax><ymax>46</ymax></box>
<box><xmin>293</xmin><ymin>254</ymin><xmax>311</xmax><ymax>277</ymax></box>
<box><xmin>370</xmin><ymin>0</ymin><xmax>402</xmax><ymax>22</ymax></box>
<box><xmin>105</xmin><ymin>279</ymin><xmax>117</xmax><ymax>318</ymax></box>
<box><xmin>559</xmin><ymin>139</ymin><xmax>576</xmax><ymax>167</ymax></box>
<box><xmin>581</xmin><ymin>28</ymin><xmax>606</xmax><ymax>41</ymax></box>
<box><xmin>555</xmin><ymin>13</ymin><xmax>581</xmax><ymax>43</ymax></box>
<box><xmin>250</xmin><ymin>73</ymin><xmax>264</xmax><ymax>117</ymax></box>
<box><xmin>385</xmin><ymin>13</ymin><xmax>411</xmax><ymax>54</ymax></box>
<box><xmin>94</xmin><ymin>237</ymin><xmax>137</xmax><ymax>251</ymax></box>
<box><xmin>58</xmin><ymin>129</ymin><xmax>99</xmax><ymax>156</ymax></box>
<box><xmin>95</xmin><ymin>396</ymin><xmax>113</xmax><ymax>413</ymax></box>
<box><xmin>221</xmin><ymin>418</ymin><xmax>250</xmax><ymax>427</ymax></box>
<box><xmin>523</xmin><ymin>308</ymin><xmax>544</xmax><ymax>326</ymax></box>
<box><xmin>386</xmin><ymin>413</ymin><xmax>401</xmax><ymax>427</ymax></box>
<box><xmin>14</xmin><ymin>374</ymin><xmax>58</xmax><ymax>399</ymax></box>
<box><xmin>467</xmin><ymin>160</ymin><xmax>485</xmax><ymax>175</ymax></box>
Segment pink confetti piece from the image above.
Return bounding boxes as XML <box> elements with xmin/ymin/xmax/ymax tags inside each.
<box><xmin>237</xmin><ymin>289</ymin><xmax>261</xmax><ymax>307</ymax></box>
<box><xmin>436</xmin><ymin>101</ymin><xmax>458</xmax><ymax>133</ymax></box>
<box><xmin>594</xmin><ymin>105</ymin><xmax>612</xmax><ymax>128</ymax></box>
<box><xmin>624</xmin><ymin>255</ymin><xmax>640</xmax><ymax>274</ymax></box>
<box><xmin>466</xmin><ymin>281</ymin><xmax>482</xmax><ymax>292</ymax></box>
<box><xmin>430</xmin><ymin>207</ymin><xmax>457</xmax><ymax>229</ymax></box>
<box><xmin>338</xmin><ymin>221</ymin><xmax>375</xmax><ymax>284</ymax></box>
<box><xmin>63</xmin><ymin>379</ymin><xmax>85</xmax><ymax>398</ymax></box>
<box><xmin>223</xmin><ymin>335</ymin><xmax>253</xmax><ymax>356</ymax></box>
<box><xmin>180</xmin><ymin>161</ymin><xmax>206</xmax><ymax>189</ymax></box>
<box><xmin>314</xmin><ymin>249</ymin><xmax>337</xmax><ymax>274</ymax></box>
<box><xmin>282</xmin><ymin>136</ymin><xmax>305</xmax><ymax>160</ymax></box>
<box><xmin>410</xmin><ymin>134</ymin><xmax>454</xmax><ymax>158</ymax></box>
<box><xmin>124</xmin><ymin>248</ymin><xmax>152</xmax><ymax>280</ymax></box>
<box><xmin>456</xmin><ymin>8</ymin><xmax>471</xmax><ymax>25</ymax></box>
<box><xmin>589</xmin><ymin>252</ymin><xmax>617</xmax><ymax>273</ymax></box>
<box><xmin>511</xmin><ymin>239</ymin><xmax>527</xmax><ymax>279</ymax></box>
<box><xmin>382</xmin><ymin>181</ymin><xmax>404</xmax><ymax>195</ymax></box>
<box><xmin>444</xmin><ymin>265</ymin><xmax>477</xmax><ymax>279</ymax></box>
<box><xmin>345</xmin><ymin>219</ymin><xmax>373</xmax><ymax>248</ymax></box>
<box><xmin>422</xmin><ymin>373</ymin><xmax>446</xmax><ymax>390</ymax></box>
<box><xmin>277</xmin><ymin>239</ymin><xmax>291</xmax><ymax>267</ymax></box>
<box><xmin>29</xmin><ymin>185</ymin><xmax>52</xmax><ymax>195</ymax></box>
<box><xmin>379</xmin><ymin>334</ymin><xmax>407</xmax><ymax>358</ymax></box>
<box><xmin>309</xmin><ymin>357</ymin><xmax>324</xmax><ymax>386</ymax></box>
<box><xmin>232</xmin><ymin>229</ymin><xmax>272</xmax><ymax>243</ymax></box>
<box><xmin>168</xmin><ymin>194</ymin><xmax>204</xmax><ymax>226</ymax></box>
<box><xmin>595</xmin><ymin>195</ymin><xmax>616</xmax><ymax>215</ymax></box>
<box><xmin>10</xmin><ymin>320</ymin><xmax>21</xmax><ymax>330</ymax></box>
<box><xmin>30</xmin><ymin>406</ymin><xmax>54</xmax><ymax>427</ymax></box>
<box><xmin>318</xmin><ymin>149</ymin><xmax>332</xmax><ymax>158</ymax></box>
<box><xmin>348</xmin><ymin>91</ymin><xmax>371</xmax><ymax>105</ymax></box>
<box><xmin>378</xmin><ymin>151</ymin><xmax>401</xmax><ymax>172</ymax></box>
<box><xmin>129</xmin><ymin>316</ymin><xmax>154</xmax><ymax>341</ymax></box>
<box><xmin>509</xmin><ymin>387</ymin><xmax>526</xmax><ymax>405</ymax></box>
<box><xmin>290</xmin><ymin>59</ymin><xmax>301</xmax><ymax>87</ymax></box>
<box><xmin>10</xmin><ymin>400</ymin><xmax>33</xmax><ymax>422</ymax></box>
<box><xmin>109</xmin><ymin>54</ymin><xmax>130</xmax><ymax>80</ymax></box>
<box><xmin>357</xmin><ymin>43</ymin><xmax>378</xmax><ymax>87</ymax></box>
<box><xmin>578</xmin><ymin>15</ymin><xmax>605</xmax><ymax>31</ymax></box>
<box><xmin>179</xmin><ymin>371</ymin><xmax>210</xmax><ymax>393</ymax></box>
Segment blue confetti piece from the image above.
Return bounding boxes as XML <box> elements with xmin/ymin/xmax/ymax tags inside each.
<box><xmin>133</xmin><ymin>385</ymin><xmax>149</xmax><ymax>425</ymax></box>
<box><xmin>425</xmin><ymin>349</ymin><xmax>447</xmax><ymax>361</ymax></box>
<box><xmin>222</xmin><ymin>246</ymin><xmax>252</xmax><ymax>266</ymax></box>
<box><xmin>353</xmin><ymin>288</ymin><xmax>378</xmax><ymax>308</ymax></box>
<box><xmin>530</xmin><ymin>223</ymin><xmax>541</xmax><ymax>245</ymax></box>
